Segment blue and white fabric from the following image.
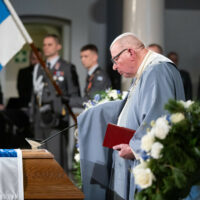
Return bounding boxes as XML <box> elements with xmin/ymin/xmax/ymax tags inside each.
<box><xmin>0</xmin><ymin>0</ymin><xmax>26</xmax><ymax>70</ymax></box>
<box><xmin>0</xmin><ymin>149</ymin><xmax>24</xmax><ymax>200</ymax></box>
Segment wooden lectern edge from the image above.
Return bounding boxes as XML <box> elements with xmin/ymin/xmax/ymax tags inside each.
<box><xmin>22</xmin><ymin>149</ymin><xmax>54</xmax><ymax>159</ymax></box>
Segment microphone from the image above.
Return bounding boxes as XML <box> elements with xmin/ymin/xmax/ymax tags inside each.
<box><xmin>26</xmin><ymin>123</ymin><xmax>77</xmax><ymax>149</ymax></box>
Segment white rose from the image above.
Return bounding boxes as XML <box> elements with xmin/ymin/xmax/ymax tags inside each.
<box><xmin>141</xmin><ymin>131</ymin><xmax>155</xmax><ymax>152</ymax></box>
<box><xmin>133</xmin><ymin>168</ymin><xmax>155</xmax><ymax>189</ymax></box>
<box><xmin>170</xmin><ymin>113</ymin><xmax>185</xmax><ymax>123</ymax></box>
<box><xmin>154</xmin><ymin>117</ymin><xmax>170</xmax><ymax>139</ymax></box>
<box><xmin>151</xmin><ymin>142</ymin><xmax>163</xmax><ymax>159</ymax></box>
<box><xmin>74</xmin><ymin>153</ymin><xmax>80</xmax><ymax>162</ymax></box>
<box><xmin>180</xmin><ymin>100</ymin><xmax>194</xmax><ymax>108</ymax></box>
<box><xmin>108</xmin><ymin>90</ymin><xmax>118</xmax><ymax>99</ymax></box>
<box><xmin>133</xmin><ymin>160</ymin><xmax>148</xmax><ymax>170</ymax></box>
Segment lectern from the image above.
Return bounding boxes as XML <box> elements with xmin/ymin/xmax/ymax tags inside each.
<box><xmin>22</xmin><ymin>149</ymin><xmax>84</xmax><ymax>200</ymax></box>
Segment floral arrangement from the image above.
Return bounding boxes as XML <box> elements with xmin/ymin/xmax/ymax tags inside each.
<box><xmin>73</xmin><ymin>143</ymin><xmax>82</xmax><ymax>188</ymax></box>
<box><xmin>83</xmin><ymin>88</ymin><xmax>128</xmax><ymax>110</ymax></box>
<box><xmin>73</xmin><ymin>88</ymin><xmax>127</xmax><ymax>188</ymax></box>
<box><xmin>132</xmin><ymin>99</ymin><xmax>200</xmax><ymax>200</ymax></box>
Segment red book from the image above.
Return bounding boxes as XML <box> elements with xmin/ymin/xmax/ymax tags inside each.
<box><xmin>103</xmin><ymin>123</ymin><xmax>135</xmax><ymax>148</ymax></box>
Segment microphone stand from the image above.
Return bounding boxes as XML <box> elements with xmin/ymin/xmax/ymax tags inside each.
<box><xmin>40</xmin><ymin>124</ymin><xmax>77</xmax><ymax>145</ymax></box>
<box><xmin>26</xmin><ymin>123</ymin><xmax>77</xmax><ymax>149</ymax></box>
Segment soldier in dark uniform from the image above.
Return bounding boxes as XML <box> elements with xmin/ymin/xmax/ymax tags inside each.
<box><xmin>69</xmin><ymin>44</ymin><xmax>111</xmax><ymax>107</ymax></box>
<box><xmin>32</xmin><ymin>34</ymin><xmax>80</xmax><ymax>171</ymax></box>
<box><xmin>167</xmin><ymin>52</ymin><xmax>193</xmax><ymax>100</ymax></box>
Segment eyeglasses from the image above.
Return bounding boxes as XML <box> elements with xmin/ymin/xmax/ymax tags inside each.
<box><xmin>111</xmin><ymin>48</ymin><xmax>128</xmax><ymax>65</ymax></box>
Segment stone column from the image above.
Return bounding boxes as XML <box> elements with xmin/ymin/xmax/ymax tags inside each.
<box><xmin>121</xmin><ymin>0</ymin><xmax>164</xmax><ymax>91</ymax></box>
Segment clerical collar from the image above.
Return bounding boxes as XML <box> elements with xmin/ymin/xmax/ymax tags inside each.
<box><xmin>46</xmin><ymin>56</ymin><xmax>60</xmax><ymax>69</ymax></box>
<box><xmin>88</xmin><ymin>64</ymin><xmax>98</xmax><ymax>76</ymax></box>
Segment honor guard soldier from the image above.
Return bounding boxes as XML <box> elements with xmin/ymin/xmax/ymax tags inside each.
<box><xmin>32</xmin><ymin>34</ymin><xmax>80</xmax><ymax>171</ymax></box>
<box><xmin>69</xmin><ymin>44</ymin><xmax>111</xmax><ymax>107</ymax></box>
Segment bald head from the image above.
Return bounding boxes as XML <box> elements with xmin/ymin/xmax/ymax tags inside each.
<box><xmin>110</xmin><ymin>32</ymin><xmax>148</xmax><ymax>78</ymax></box>
<box><xmin>110</xmin><ymin>32</ymin><xmax>145</xmax><ymax>51</ymax></box>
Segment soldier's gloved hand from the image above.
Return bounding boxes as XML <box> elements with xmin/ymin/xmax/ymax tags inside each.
<box><xmin>34</xmin><ymin>75</ymin><xmax>44</xmax><ymax>94</ymax></box>
<box><xmin>61</xmin><ymin>96</ymin><xmax>70</xmax><ymax>103</ymax></box>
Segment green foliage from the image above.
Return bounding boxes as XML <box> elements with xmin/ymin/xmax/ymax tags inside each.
<box><xmin>135</xmin><ymin>100</ymin><xmax>200</xmax><ymax>200</ymax></box>
<box><xmin>73</xmin><ymin>161</ymin><xmax>82</xmax><ymax>189</ymax></box>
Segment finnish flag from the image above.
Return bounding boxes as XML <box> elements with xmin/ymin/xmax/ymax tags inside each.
<box><xmin>0</xmin><ymin>0</ymin><xmax>31</xmax><ymax>70</ymax></box>
<box><xmin>0</xmin><ymin>149</ymin><xmax>24</xmax><ymax>200</ymax></box>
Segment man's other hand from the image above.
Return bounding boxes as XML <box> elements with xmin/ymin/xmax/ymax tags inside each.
<box><xmin>113</xmin><ymin>144</ymin><xmax>135</xmax><ymax>159</ymax></box>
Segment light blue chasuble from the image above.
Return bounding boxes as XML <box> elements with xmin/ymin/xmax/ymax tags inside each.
<box><xmin>78</xmin><ymin>51</ymin><xmax>185</xmax><ymax>200</ymax></box>
<box><xmin>111</xmin><ymin>51</ymin><xmax>185</xmax><ymax>200</ymax></box>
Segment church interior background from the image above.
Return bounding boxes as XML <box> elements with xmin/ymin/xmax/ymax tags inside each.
<box><xmin>1</xmin><ymin>0</ymin><xmax>200</xmax><ymax>104</ymax></box>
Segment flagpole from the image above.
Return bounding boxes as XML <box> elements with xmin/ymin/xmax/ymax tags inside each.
<box><xmin>4</xmin><ymin>0</ymin><xmax>77</xmax><ymax>124</ymax></box>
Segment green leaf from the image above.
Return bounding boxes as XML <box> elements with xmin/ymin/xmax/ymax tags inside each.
<box><xmin>171</xmin><ymin>168</ymin><xmax>187</xmax><ymax>188</ymax></box>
